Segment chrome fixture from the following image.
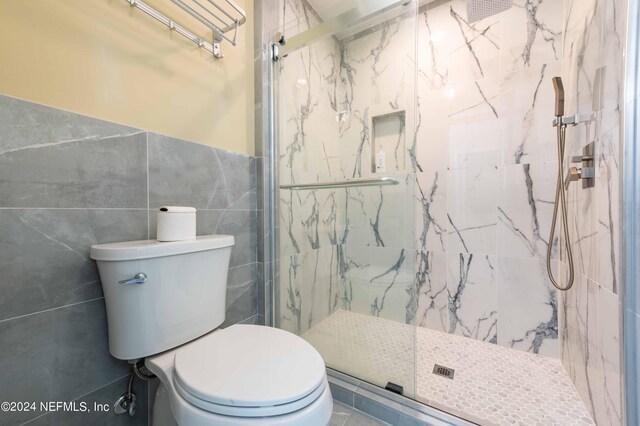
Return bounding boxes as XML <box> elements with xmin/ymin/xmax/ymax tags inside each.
<box><xmin>118</xmin><ymin>273</ymin><xmax>148</xmax><ymax>285</ymax></box>
<box><xmin>565</xmin><ymin>142</ymin><xmax>595</xmax><ymax>190</ymax></box>
<box><xmin>547</xmin><ymin>76</ymin><xmax>575</xmax><ymax>291</ymax></box>
<box><xmin>114</xmin><ymin>361</ymin><xmax>157</xmax><ymax>417</ymax></box>
<box><xmin>125</xmin><ymin>0</ymin><xmax>246</xmax><ymax>59</ymax></box>
<box><xmin>271</xmin><ymin>32</ymin><xmax>286</xmax><ymax>62</ymax></box>
<box><xmin>279</xmin><ymin>177</ymin><xmax>399</xmax><ymax>190</ymax></box>
<box><xmin>113</xmin><ymin>373</ymin><xmax>137</xmax><ymax>416</ymax></box>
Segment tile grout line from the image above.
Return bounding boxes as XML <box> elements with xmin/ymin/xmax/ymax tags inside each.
<box><xmin>0</xmin><ymin>94</ymin><xmax>254</xmax><ymax>158</ymax></box>
<box><xmin>0</xmin><ymin>260</ymin><xmax>262</xmax><ymax>326</ymax></box>
<box><xmin>0</xmin><ymin>297</ymin><xmax>105</xmax><ymax>325</ymax></box>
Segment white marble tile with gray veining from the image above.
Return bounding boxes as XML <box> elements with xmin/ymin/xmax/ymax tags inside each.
<box><xmin>447</xmin><ymin>253</ymin><xmax>498</xmax><ymax>343</ymax></box>
<box><xmin>499</xmin><ymin>256</ymin><xmax>559</xmax><ymax>357</ymax></box>
<box><xmin>498</xmin><ymin>162</ymin><xmax>557</xmax><ymax>259</ymax></box>
<box><xmin>446</xmin><ymin>166</ymin><xmax>497</xmax><ymax>255</ymax></box>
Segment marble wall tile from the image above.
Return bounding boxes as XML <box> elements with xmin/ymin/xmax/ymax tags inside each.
<box><xmin>338</xmin><ymin>245</ymin><xmax>413</xmax><ymax>324</ymax></box>
<box><xmin>407</xmin><ymin>250</ymin><xmax>448</xmax><ymax>331</ymax></box>
<box><xmin>148</xmin><ymin>133</ymin><xmax>256</xmax><ymax>210</ymax></box>
<box><xmin>499</xmin><ymin>61</ymin><xmax>561</xmax><ymax>165</ymax></box>
<box><xmin>337</xmin><ymin>244</ymin><xmax>370</xmax><ymax>318</ymax></box>
<box><xmin>446</xmin><ymin>166</ymin><xmax>497</xmax><ymax>255</ymax></box>
<box><xmin>336</xmin><ymin>245</ymin><xmax>414</xmax><ymax>324</ymax></box>
<box><xmin>0</xmin><ymin>299</ymin><xmax>128</xmax><ymax>426</ymax></box>
<box><xmin>500</xmin><ymin>0</ymin><xmax>563</xmax><ymax>74</ymax></box>
<box><xmin>448</xmin><ymin>118</ymin><xmax>501</xmax><ymax>170</ymax></box>
<box><xmin>560</xmin><ymin>274</ymin><xmax>601</xmax><ymax>419</ymax></box>
<box><xmin>562</xmin><ymin>0</ymin><xmax>603</xmax><ymax>119</ymax></box>
<box><xmin>279</xmin><ymin>246</ymin><xmax>339</xmax><ymax>334</ymax></box>
<box><xmin>418</xmin><ymin>0</ymin><xmax>501</xmax><ymax>88</ymax></box>
<box><xmin>148</xmin><ymin>207</ymin><xmax>257</xmax><ymax>268</ymax></box>
<box><xmin>415</xmin><ymin>171</ymin><xmax>447</xmax><ymax>252</ymax></box>
<box><xmin>194</xmin><ymin>209</ymin><xmax>258</xmax><ymax>268</ymax></box>
<box><xmin>594</xmin><ymin>287</ymin><xmax>622</xmax><ymax>425</ymax></box>
<box><xmin>276</xmin><ymin>0</ymin><xmax>571</xmax><ymax>360</ymax></box>
<box><xmin>340</xmin><ymin>20</ymin><xmax>416</xmax><ymax>112</ymax></box>
<box><xmin>446</xmin><ymin>1</ymin><xmax>500</xmax><ymax>85</ymax></box>
<box><xmin>566</xmin><ymin>149</ymin><xmax>598</xmax><ymax>287</ymax></box>
<box><xmin>413</xmin><ymin>111</ymin><xmax>449</xmax><ymax>174</ymax></box>
<box><xmin>447</xmin><ymin>253</ymin><xmax>498</xmax><ymax>343</ymax></box>
<box><xmin>498</xmin><ymin>162</ymin><xmax>556</xmax><ymax>259</ymax></box>
<box><xmin>595</xmin><ymin>126</ymin><xmax>620</xmax><ymax>294</ymax></box>
<box><xmin>0</xmin><ymin>94</ymin><xmax>137</xmax><ymax>155</ymax></box>
<box><xmin>280</xmin><ymin>0</ymin><xmax>321</xmax><ymax>37</ymax></box>
<box><xmin>222</xmin><ymin>280</ymin><xmax>259</xmax><ymax>328</ymax></box>
<box><xmin>556</xmin><ymin>0</ymin><xmax>625</xmax><ymax>421</ymax></box>
<box><xmin>369</xmin><ymin>174</ymin><xmax>414</xmax><ymax>249</ymax></box>
<box><xmin>278</xmin><ymin>189</ymin><xmax>304</xmax><ymax>257</ymax></box>
<box><xmin>448</xmin><ymin>77</ymin><xmax>500</xmax><ymax>125</ymax></box>
<box><xmin>498</xmin><ymin>256</ymin><xmax>559</xmax><ymax>357</ymax></box>
<box><xmin>222</xmin><ymin>263</ymin><xmax>261</xmax><ymax>327</ymax></box>
<box><xmin>277</xmin><ymin>187</ymin><xmax>344</xmax><ymax>258</ymax></box>
<box><xmin>0</xmin><ymin>209</ymin><xmax>148</xmax><ymax>321</ymax></box>
<box><xmin>366</xmin><ymin>247</ymin><xmax>414</xmax><ymax>323</ymax></box>
<box><xmin>0</xmin><ymin>131</ymin><xmax>147</xmax><ymax>208</ymax></box>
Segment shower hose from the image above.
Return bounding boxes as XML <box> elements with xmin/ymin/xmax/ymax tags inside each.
<box><xmin>546</xmin><ymin>121</ymin><xmax>575</xmax><ymax>291</ymax></box>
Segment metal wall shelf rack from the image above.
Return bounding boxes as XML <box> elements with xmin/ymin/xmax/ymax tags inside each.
<box><xmin>125</xmin><ymin>0</ymin><xmax>246</xmax><ymax>59</ymax></box>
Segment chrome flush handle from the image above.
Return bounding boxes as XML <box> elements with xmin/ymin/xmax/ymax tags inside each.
<box><xmin>118</xmin><ymin>273</ymin><xmax>147</xmax><ymax>285</ymax></box>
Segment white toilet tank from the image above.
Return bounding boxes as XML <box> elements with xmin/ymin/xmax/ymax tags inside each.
<box><xmin>90</xmin><ymin>235</ymin><xmax>234</xmax><ymax>361</ymax></box>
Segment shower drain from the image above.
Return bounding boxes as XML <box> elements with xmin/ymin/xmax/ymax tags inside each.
<box><xmin>432</xmin><ymin>364</ymin><xmax>455</xmax><ymax>379</ymax></box>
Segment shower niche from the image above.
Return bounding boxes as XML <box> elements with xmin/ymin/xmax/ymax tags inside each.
<box><xmin>370</xmin><ymin>108</ymin><xmax>406</xmax><ymax>173</ymax></box>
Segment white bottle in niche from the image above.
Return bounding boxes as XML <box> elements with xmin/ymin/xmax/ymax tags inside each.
<box><xmin>375</xmin><ymin>148</ymin><xmax>386</xmax><ymax>173</ymax></box>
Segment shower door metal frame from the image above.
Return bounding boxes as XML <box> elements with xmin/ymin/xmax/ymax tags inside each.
<box><xmin>622</xmin><ymin>0</ymin><xmax>640</xmax><ymax>424</ymax></box>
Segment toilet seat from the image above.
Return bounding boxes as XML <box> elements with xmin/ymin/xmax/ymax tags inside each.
<box><xmin>172</xmin><ymin>325</ymin><xmax>327</xmax><ymax>418</ymax></box>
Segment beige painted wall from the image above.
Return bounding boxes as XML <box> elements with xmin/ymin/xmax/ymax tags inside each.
<box><xmin>0</xmin><ymin>0</ymin><xmax>254</xmax><ymax>155</ymax></box>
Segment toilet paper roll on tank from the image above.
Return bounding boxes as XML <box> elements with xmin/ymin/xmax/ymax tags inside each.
<box><xmin>157</xmin><ymin>206</ymin><xmax>196</xmax><ymax>242</ymax></box>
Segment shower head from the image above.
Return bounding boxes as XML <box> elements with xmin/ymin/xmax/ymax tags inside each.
<box><xmin>552</xmin><ymin>77</ymin><xmax>565</xmax><ymax>117</ymax></box>
<box><xmin>465</xmin><ymin>0</ymin><xmax>513</xmax><ymax>23</ymax></box>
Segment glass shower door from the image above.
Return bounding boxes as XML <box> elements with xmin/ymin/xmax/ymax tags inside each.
<box><xmin>272</xmin><ymin>0</ymin><xmax>418</xmax><ymax>400</ymax></box>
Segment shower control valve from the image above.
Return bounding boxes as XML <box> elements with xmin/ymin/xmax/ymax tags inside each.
<box><xmin>564</xmin><ymin>165</ymin><xmax>595</xmax><ymax>190</ymax></box>
<box><xmin>565</xmin><ymin>142</ymin><xmax>596</xmax><ymax>189</ymax></box>
<box><xmin>564</xmin><ymin>167</ymin><xmax>581</xmax><ymax>189</ymax></box>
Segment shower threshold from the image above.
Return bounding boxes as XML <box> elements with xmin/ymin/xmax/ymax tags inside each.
<box><xmin>303</xmin><ymin>310</ymin><xmax>594</xmax><ymax>426</ymax></box>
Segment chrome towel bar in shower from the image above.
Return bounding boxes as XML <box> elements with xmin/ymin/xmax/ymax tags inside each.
<box><xmin>280</xmin><ymin>177</ymin><xmax>399</xmax><ymax>190</ymax></box>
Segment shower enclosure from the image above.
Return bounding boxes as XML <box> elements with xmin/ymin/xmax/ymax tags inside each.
<box><xmin>260</xmin><ymin>0</ymin><xmax>632</xmax><ymax>424</ymax></box>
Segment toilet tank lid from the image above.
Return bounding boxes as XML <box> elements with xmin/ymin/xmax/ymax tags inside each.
<box><xmin>90</xmin><ymin>235</ymin><xmax>234</xmax><ymax>261</ymax></box>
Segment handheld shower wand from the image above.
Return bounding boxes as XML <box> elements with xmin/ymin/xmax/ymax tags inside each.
<box><xmin>547</xmin><ymin>77</ymin><xmax>575</xmax><ymax>291</ymax></box>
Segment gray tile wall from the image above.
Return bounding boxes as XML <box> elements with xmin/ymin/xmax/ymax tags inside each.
<box><xmin>0</xmin><ymin>94</ymin><xmax>261</xmax><ymax>426</ymax></box>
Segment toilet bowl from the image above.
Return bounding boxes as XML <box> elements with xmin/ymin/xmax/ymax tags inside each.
<box><xmin>90</xmin><ymin>235</ymin><xmax>332</xmax><ymax>425</ymax></box>
<box><xmin>146</xmin><ymin>325</ymin><xmax>332</xmax><ymax>426</ymax></box>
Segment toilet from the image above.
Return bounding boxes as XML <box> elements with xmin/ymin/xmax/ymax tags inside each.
<box><xmin>90</xmin><ymin>235</ymin><xmax>332</xmax><ymax>426</ymax></box>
